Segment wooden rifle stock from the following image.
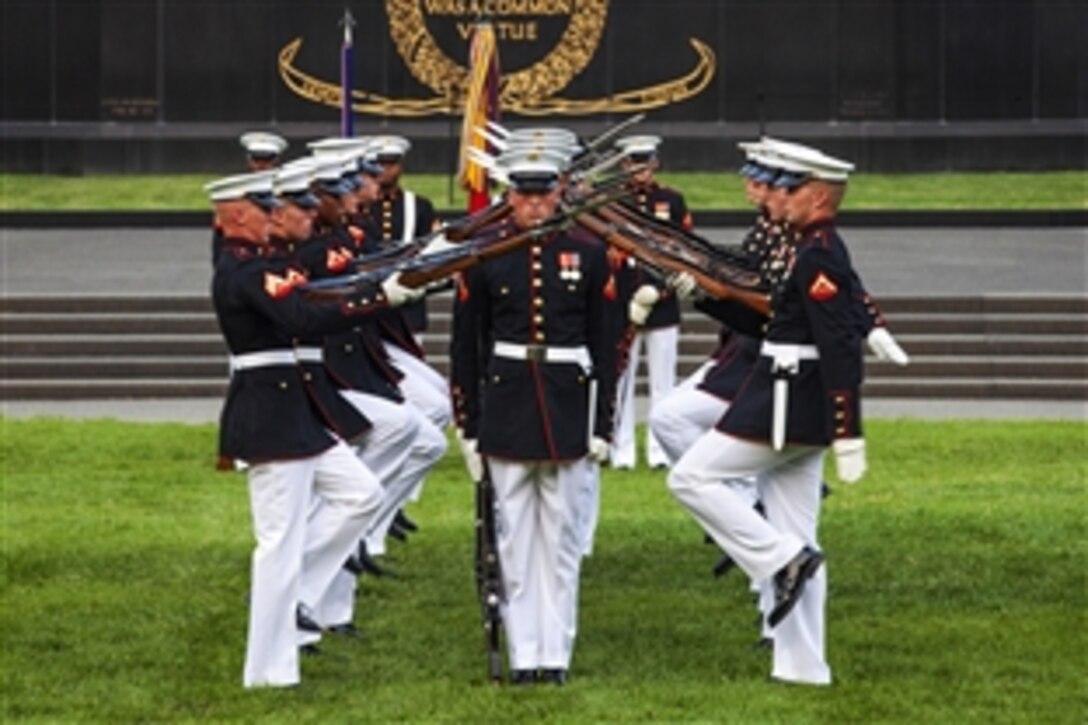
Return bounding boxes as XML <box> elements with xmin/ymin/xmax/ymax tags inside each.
<box><xmin>444</xmin><ymin>201</ymin><xmax>512</xmax><ymax>242</ymax></box>
<box><xmin>576</xmin><ymin>211</ymin><xmax>771</xmax><ymax>316</ymax></box>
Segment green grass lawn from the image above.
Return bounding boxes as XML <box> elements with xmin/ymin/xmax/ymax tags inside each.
<box><xmin>1</xmin><ymin>172</ymin><xmax>1085</xmax><ymax>211</ymax></box>
<box><xmin>2</xmin><ymin>419</ymin><xmax>1085</xmax><ymax>722</ymax></box>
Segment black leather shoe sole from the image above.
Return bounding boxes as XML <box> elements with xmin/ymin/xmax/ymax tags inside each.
<box><xmin>538</xmin><ymin>668</ymin><xmax>568</xmax><ymax>685</ymax></box>
<box><xmin>712</xmin><ymin>553</ymin><xmax>736</xmax><ymax>578</ymax></box>
<box><xmin>394</xmin><ymin>510</ymin><xmax>419</xmax><ymax>532</ymax></box>
<box><xmin>508</xmin><ymin>669</ymin><xmax>536</xmax><ymax>686</ymax></box>
<box><xmin>328</xmin><ymin>623</ymin><xmax>362</xmax><ymax>638</ymax></box>
<box><xmin>768</xmin><ymin>548</ymin><xmax>824</xmax><ymax>628</ymax></box>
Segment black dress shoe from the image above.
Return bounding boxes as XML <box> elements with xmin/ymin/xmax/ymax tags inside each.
<box><xmin>357</xmin><ymin>543</ymin><xmax>396</xmax><ymax>578</ymax></box>
<box><xmin>296</xmin><ymin>605</ymin><xmax>322</xmax><ymax>633</ymax></box>
<box><xmin>538</xmin><ymin>668</ymin><xmax>568</xmax><ymax>686</ymax></box>
<box><xmin>508</xmin><ymin>669</ymin><xmax>536</xmax><ymax>686</ymax></box>
<box><xmin>712</xmin><ymin>553</ymin><xmax>736</xmax><ymax>578</ymax></box>
<box><xmin>394</xmin><ymin>509</ymin><xmax>419</xmax><ymax>532</ymax></box>
<box><xmin>768</xmin><ymin>546</ymin><xmax>824</xmax><ymax>628</ymax></box>
<box><xmin>387</xmin><ymin>521</ymin><xmax>409</xmax><ymax>542</ymax></box>
<box><xmin>751</xmin><ymin>636</ymin><xmax>774</xmax><ymax>651</ymax></box>
<box><xmin>299</xmin><ymin>643</ymin><xmax>322</xmax><ymax>657</ymax></box>
<box><xmin>343</xmin><ymin>555</ymin><xmax>365</xmax><ymax>576</ymax></box>
<box><xmin>328</xmin><ymin>622</ymin><xmax>362</xmax><ymax>638</ymax></box>
<box><xmin>821</xmin><ymin>481</ymin><xmax>832</xmax><ymax>499</ymax></box>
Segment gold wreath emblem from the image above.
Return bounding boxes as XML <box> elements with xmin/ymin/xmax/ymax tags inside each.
<box><xmin>277</xmin><ymin>0</ymin><xmax>716</xmax><ymax>116</ymax></box>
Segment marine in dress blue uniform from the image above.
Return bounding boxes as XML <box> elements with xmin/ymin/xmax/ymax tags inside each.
<box><xmin>209</xmin><ymin>169</ymin><xmax>406</xmax><ymax>688</ymax></box>
<box><xmin>363</xmin><ymin>136</ymin><xmax>440</xmax><ymax>335</ymax></box>
<box><xmin>610</xmin><ymin>135</ymin><xmax>693</xmax><ymax>468</ymax></box>
<box><xmin>666</xmin><ymin>142</ymin><xmax>870</xmax><ymax>686</ymax></box>
<box><xmin>449</xmin><ymin>149</ymin><xmax>616</xmax><ymax>685</ymax></box>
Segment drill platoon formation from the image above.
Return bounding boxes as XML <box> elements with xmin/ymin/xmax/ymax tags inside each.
<box><xmin>208</xmin><ymin>122</ymin><xmax>909</xmax><ymax>689</ymax></box>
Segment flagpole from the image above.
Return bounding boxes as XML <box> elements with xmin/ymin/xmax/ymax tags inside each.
<box><xmin>340</xmin><ymin>8</ymin><xmax>356</xmax><ymax>137</ymax></box>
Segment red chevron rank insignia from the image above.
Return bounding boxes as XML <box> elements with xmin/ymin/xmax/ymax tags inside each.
<box><xmin>808</xmin><ymin>272</ymin><xmax>839</xmax><ymax>301</ymax></box>
<box><xmin>264</xmin><ymin>272</ymin><xmax>294</xmax><ymax>299</ymax></box>
<box><xmin>326</xmin><ymin>247</ymin><xmax>351</xmax><ymax>273</ymax></box>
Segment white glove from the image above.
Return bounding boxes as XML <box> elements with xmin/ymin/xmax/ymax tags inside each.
<box><xmin>457</xmin><ymin>432</ymin><xmax>484</xmax><ymax>482</ymax></box>
<box><xmin>421</xmin><ymin>232</ymin><xmax>458</xmax><ymax>256</ymax></box>
<box><xmin>588</xmin><ymin>436</ymin><xmax>611</xmax><ymax>464</ymax></box>
<box><xmin>832</xmin><ymin>438</ymin><xmax>867</xmax><ymax>484</ymax></box>
<box><xmin>666</xmin><ymin>271</ymin><xmax>698</xmax><ymax>300</ymax></box>
<box><xmin>627</xmin><ymin>284</ymin><xmax>660</xmax><ymax>326</ymax></box>
<box><xmin>381</xmin><ymin>272</ymin><xmax>425</xmax><ymax>307</ymax></box>
<box><xmin>867</xmin><ymin>327</ymin><xmax>910</xmax><ymax>366</ymax></box>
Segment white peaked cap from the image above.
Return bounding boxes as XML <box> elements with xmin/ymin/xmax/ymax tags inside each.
<box><xmin>307</xmin><ymin>136</ymin><xmax>374</xmax><ymax>159</ymax></box>
<box><xmin>273</xmin><ymin>159</ymin><xmax>317</xmax><ymax>195</ymax></box>
<box><xmin>497</xmin><ymin>146</ymin><xmax>568</xmax><ymax>177</ymax></box>
<box><xmin>368</xmin><ymin>135</ymin><xmax>412</xmax><ymax>158</ymax></box>
<box><xmin>311</xmin><ymin>153</ymin><xmax>357</xmax><ymax>182</ymax></box>
<box><xmin>615</xmin><ymin>134</ymin><xmax>662</xmax><ymax>156</ymax></box>
<box><xmin>239</xmin><ymin>132</ymin><xmax>288</xmax><ymax>157</ymax></box>
<box><xmin>759</xmin><ymin>137</ymin><xmax>855</xmax><ymax>181</ymax></box>
<box><xmin>204</xmin><ymin>170</ymin><xmax>277</xmax><ymax>201</ymax></box>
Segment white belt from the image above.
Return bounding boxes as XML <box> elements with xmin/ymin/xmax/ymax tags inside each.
<box><xmin>760</xmin><ymin>342</ymin><xmax>818</xmax><ymax>452</ymax></box>
<box><xmin>493</xmin><ymin>341</ymin><xmax>592</xmax><ymax>372</ymax></box>
<box><xmin>761</xmin><ymin>341</ymin><xmax>820</xmax><ymax>363</ymax></box>
<box><xmin>294</xmin><ymin>346</ymin><xmax>324</xmax><ymax>363</ymax></box>
<box><xmin>230</xmin><ymin>350</ymin><xmax>297</xmax><ymax>371</ymax></box>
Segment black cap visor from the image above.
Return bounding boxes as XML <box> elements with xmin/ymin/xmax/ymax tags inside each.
<box><xmin>283</xmin><ymin>191</ymin><xmax>320</xmax><ymax>209</ymax></box>
<box><xmin>245</xmin><ymin>191</ymin><xmax>283</xmax><ymax>212</ymax></box>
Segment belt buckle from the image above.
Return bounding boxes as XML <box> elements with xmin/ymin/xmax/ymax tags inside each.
<box><xmin>525</xmin><ymin>344</ymin><xmax>546</xmax><ymax>362</ymax></box>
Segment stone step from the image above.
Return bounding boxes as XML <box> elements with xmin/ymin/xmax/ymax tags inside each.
<box><xmin>0</xmin><ymin>335</ymin><xmax>227</xmax><ymax>356</ymax></box>
<box><xmin>0</xmin><ymin>379</ymin><xmax>228</xmax><ymax>400</ymax></box>
<box><xmin>2</xmin><ymin>314</ymin><xmax>222</xmax><ymax>336</ymax></box>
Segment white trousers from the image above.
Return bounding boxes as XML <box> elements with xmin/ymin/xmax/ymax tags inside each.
<box><xmin>383</xmin><ymin>342</ymin><xmax>452</xmax><ymax>431</ymax></box>
<box><xmin>383</xmin><ymin>342</ymin><xmax>453</xmax><ymax>503</ymax></box>
<box><xmin>243</xmin><ymin>440</ymin><xmax>382</xmax><ymax>688</ymax></box>
<box><xmin>648</xmin><ymin>360</ymin><xmax>727</xmax><ymax>466</ymax></box>
<box><xmin>339</xmin><ymin>391</ymin><xmax>446</xmax><ymax>556</ymax></box>
<box><xmin>612</xmin><ymin>326</ymin><xmax>678</xmax><ymax>468</ymax></box>
<box><xmin>489</xmin><ymin>457</ymin><xmax>589</xmax><ymax>671</ymax></box>
<box><xmin>315</xmin><ymin>392</ymin><xmax>448</xmax><ymax>628</ymax></box>
<box><xmin>668</xmin><ymin>432</ymin><xmax>830</xmax><ymax>685</ymax></box>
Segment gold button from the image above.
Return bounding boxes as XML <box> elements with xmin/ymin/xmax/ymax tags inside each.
<box><xmin>346</xmin><ymin>301</ymin><xmax>356</xmax><ymax>308</ymax></box>
<box><xmin>345</xmin><ymin>344</ymin><xmax>354</xmax><ymax>352</ymax></box>
<box><xmin>531</xmin><ymin>246</ymin><xmax>541</xmax><ymax>256</ymax></box>
<box><xmin>278</xmin><ymin>381</ymin><xmax>288</xmax><ymax>390</ymax></box>
<box><xmin>534</xmin><ymin>314</ymin><xmax>544</xmax><ymax>324</ymax></box>
<box><xmin>835</xmin><ymin>411</ymin><xmax>844</xmax><ymax>419</ymax></box>
<box><xmin>492</xmin><ymin>375</ymin><xmax>501</xmax><ymax>383</ymax></box>
<box><xmin>533</xmin><ymin>279</ymin><xmax>543</xmax><ymax>288</ymax></box>
<box><xmin>361</xmin><ymin>298</ymin><xmax>370</xmax><ymax>305</ymax></box>
<box><xmin>534</xmin><ymin>298</ymin><xmax>544</xmax><ymax>307</ymax></box>
<box><xmin>500</xmin><ymin>286</ymin><xmax>510</xmax><ymax>295</ymax></box>
<box><xmin>535</xmin><ymin>331</ymin><xmax>546</xmax><ymax>342</ymax></box>
<box><xmin>532</xmin><ymin>262</ymin><xmax>542</xmax><ymax>271</ymax></box>
<box><xmin>836</xmin><ymin>427</ymin><xmax>846</xmax><ymax>435</ymax></box>
<box><xmin>303</xmin><ymin>372</ymin><xmax>312</xmax><ymax>381</ymax></box>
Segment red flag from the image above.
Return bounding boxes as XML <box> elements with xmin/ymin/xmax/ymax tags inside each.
<box><xmin>458</xmin><ymin>22</ymin><xmax>501</xmax><ymax>213</ymax></box>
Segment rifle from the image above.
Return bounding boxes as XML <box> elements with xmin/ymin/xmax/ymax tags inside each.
<box><xmin>474</xmin><ymin>458</ymin><xmax>504</xmax><ymax>683</ymax></box>
<box><xmin>576</xmin><ymin>209</ymin><xmax>772</xmax><ymax>316</ymax></box>
<box><xmin>302</xmin><ymin>186</ymin><xmax>631</xmax><ymax>299</ymax></box>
